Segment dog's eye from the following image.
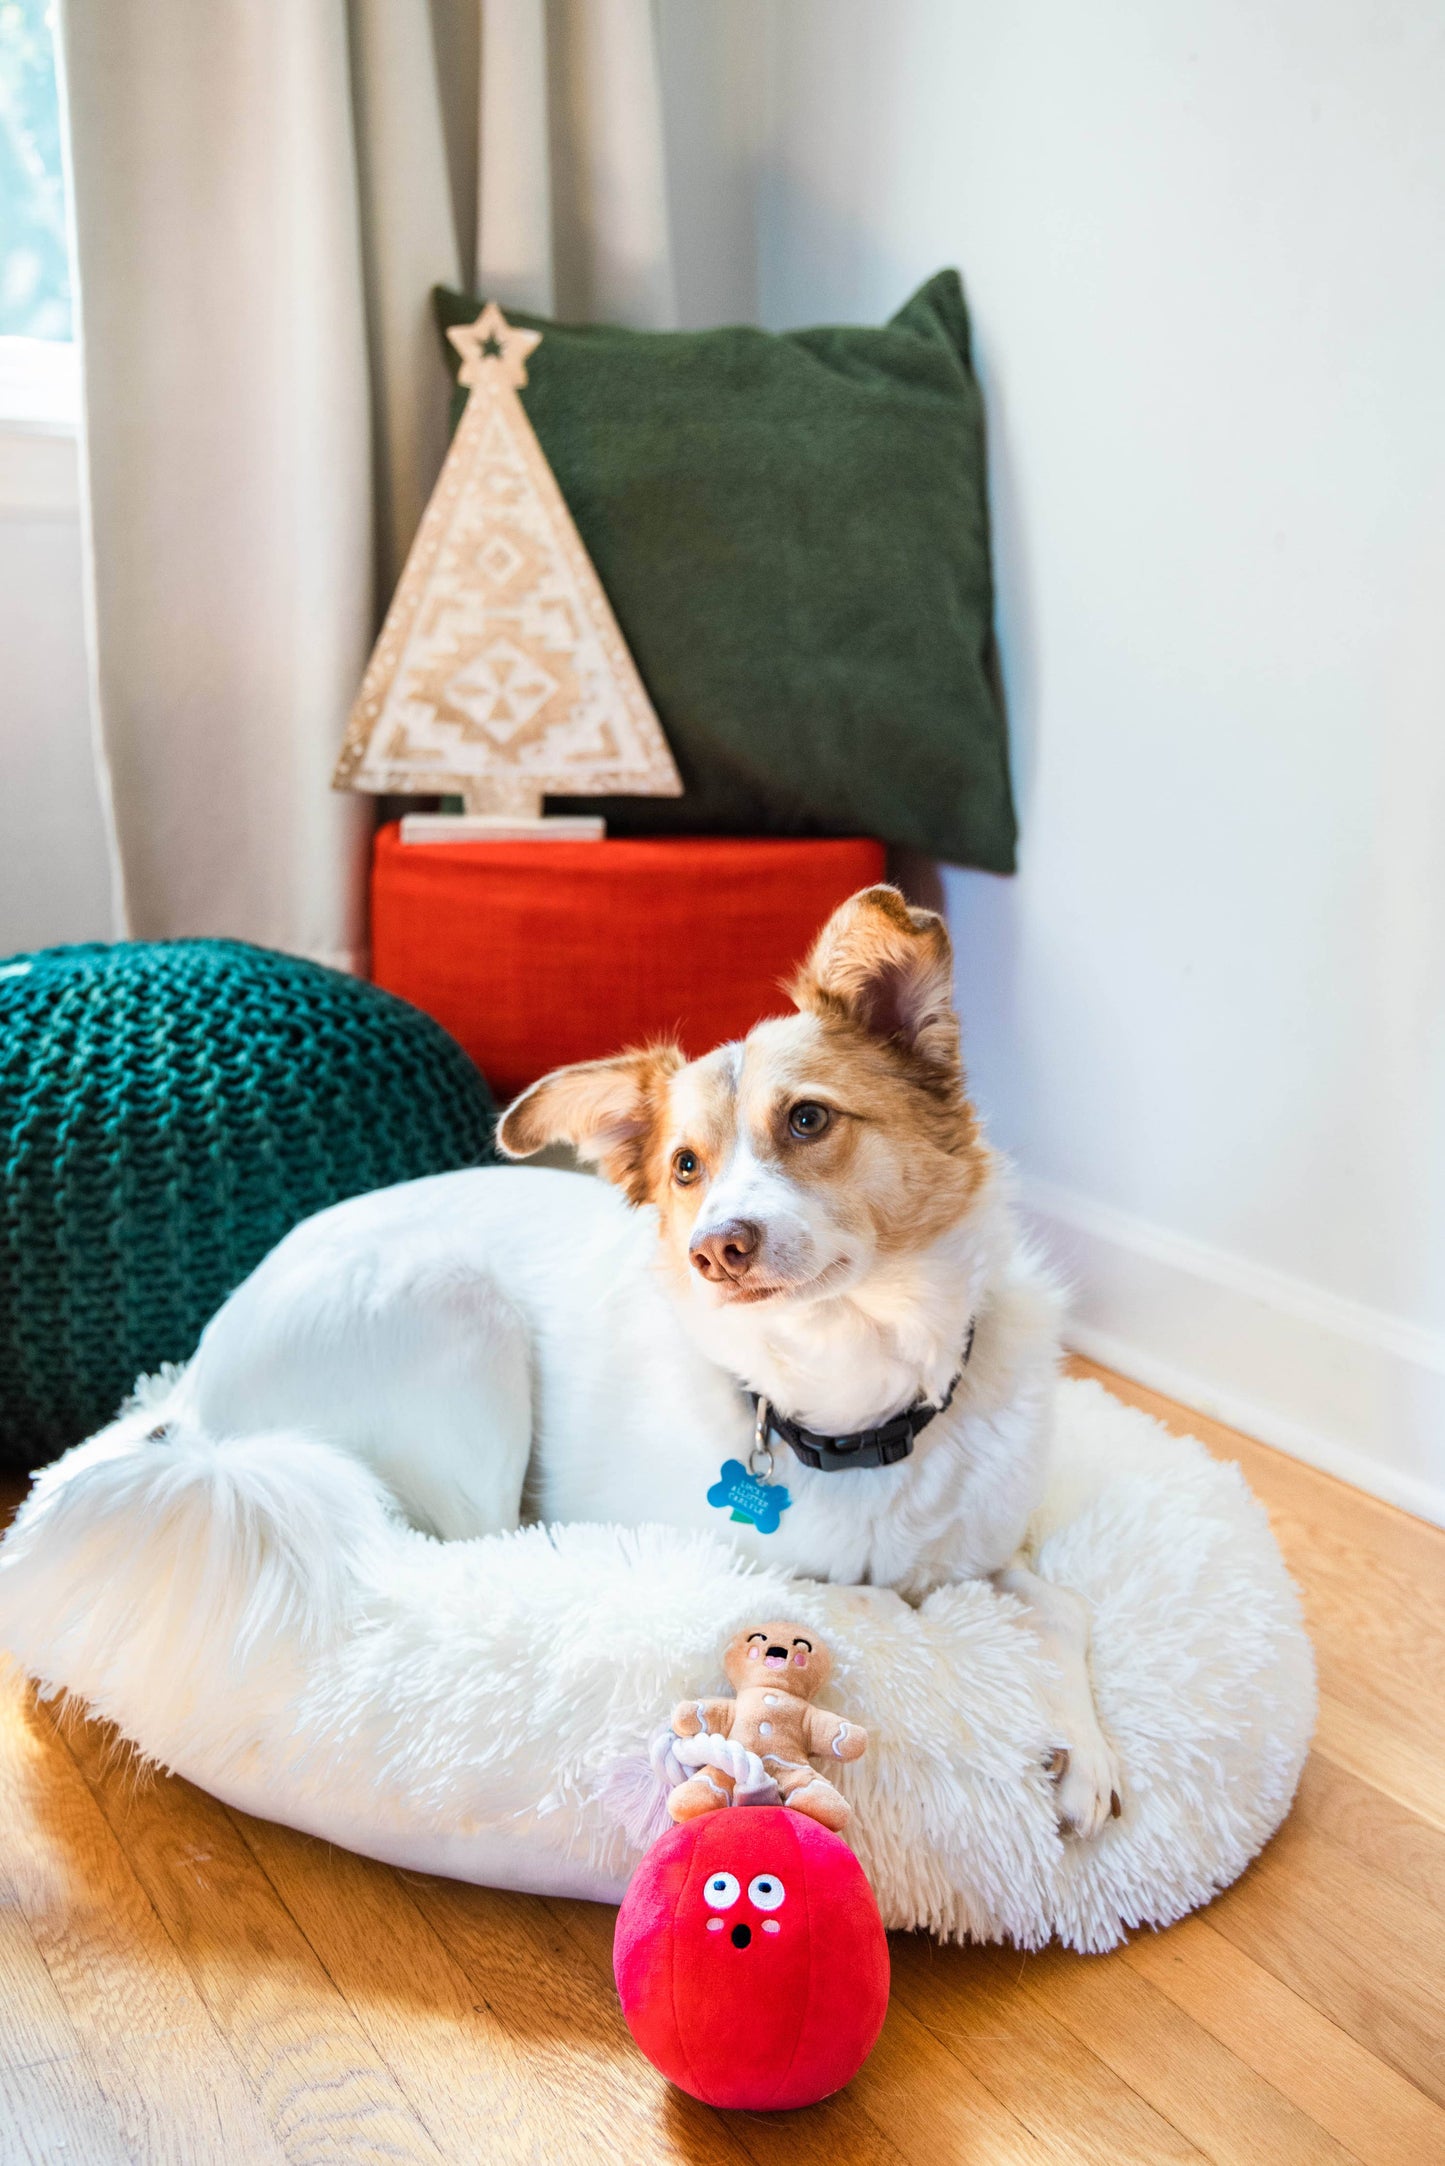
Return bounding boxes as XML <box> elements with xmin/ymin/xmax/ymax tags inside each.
<box><xmin>748</xmin><ymin>1874</ymin><xmax>786</xmax><ymax>1911</ymax></box>
<box><xmin>703</xmin><ymin>1872</ymin><xmax>740</xmax><ymax>1910</ymax></box>
<box><xmin>788</xmin><ymin>1102</ymin><xmax>830</xmax><ymax>1140</ymax></box>
<box><xmin>672</xmin><ymin>1148</ymin><xmax>701</xmax><ymax>1185</ymax></box>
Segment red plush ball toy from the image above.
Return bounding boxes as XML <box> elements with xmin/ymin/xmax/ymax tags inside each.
<box><xmin>613</xmin><ymin>1805</ymin><xmax>890</xmax><ymax>2111</ymax></box>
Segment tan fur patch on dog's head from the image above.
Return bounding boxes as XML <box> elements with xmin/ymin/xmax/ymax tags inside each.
<box><xmin>494</xmin><ymin>1041</ymin><xmax>683</xmax><ymax>1204</ymax></box>
<box><xmin>790</xmin><ymin>885</ymin><xmax>962</xmax><ymax>1095</ymax></box>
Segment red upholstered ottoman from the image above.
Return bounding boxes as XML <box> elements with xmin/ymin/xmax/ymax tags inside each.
<box><xmin>370</xmin><ymin>826</ymin><xmax>886</xmax><ymax>1101</ymax></box>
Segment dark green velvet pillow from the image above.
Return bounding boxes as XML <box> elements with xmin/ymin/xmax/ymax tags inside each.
<box><xmin>434</xmin><ymin>271</ymin><xmax>1016</xmax><ymax>871</ymax></box>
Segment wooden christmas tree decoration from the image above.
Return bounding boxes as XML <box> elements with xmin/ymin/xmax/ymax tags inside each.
<box><xmin>333</xmin><ymin>302</ymin><xmax>681</xmax><ymax>841</ymax></box>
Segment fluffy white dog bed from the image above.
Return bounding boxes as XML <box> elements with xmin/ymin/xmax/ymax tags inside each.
<box><xmin>0</xmin><ymin>1376</ymin><xmax>1313</xmax><ymax>1952</ymax></box>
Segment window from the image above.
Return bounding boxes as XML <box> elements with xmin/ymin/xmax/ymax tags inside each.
<box><xmin>0</xmin><ymin>0</ymin><xmax>70</xmax><ymax>341</ymax></box>
<box><xmin>0</xmin><ymin>0</ymin><xmax>76</xmax><ymax>445</ymax></box>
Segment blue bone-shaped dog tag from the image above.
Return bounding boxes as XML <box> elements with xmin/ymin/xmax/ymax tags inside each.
<box><xmin>707</xmin><ymin>1457</ymin><xmax>792</xmax><ymax>1536</ymax></box>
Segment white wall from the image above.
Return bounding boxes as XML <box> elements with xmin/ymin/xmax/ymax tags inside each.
<box><xmin>742</xmin><ymin>0</ymin><xmax>1445</xmax><ymax>1519</ymax></box>
<box><xmin>0</xmin><ymin>417</ymin><xmax>114</xmax><ymax>955</ymax></box>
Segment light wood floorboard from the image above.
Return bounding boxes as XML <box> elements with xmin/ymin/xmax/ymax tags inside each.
<box><xmin>1</xmin><ymin>1359</ymin><xmax>1441</xmax><ymax>2163</ymax></box>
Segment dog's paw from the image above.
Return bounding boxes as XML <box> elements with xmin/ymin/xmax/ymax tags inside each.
<box><xmin>1045</xmin><ymin>1731</ymin><xmax>1123</xmax><ymax>1841</ymax></box>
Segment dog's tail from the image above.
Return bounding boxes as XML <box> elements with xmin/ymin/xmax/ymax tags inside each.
<box><xmin>0</xmin><ymin>1372</ymin><xmax>398</xmax><ymax>1774</ymax></box>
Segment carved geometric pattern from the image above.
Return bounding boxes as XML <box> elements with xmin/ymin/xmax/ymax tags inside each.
<box><xmin>333</xmin><ymin>303</ymin><xmax>682</xmax><ymax>815</ymax></box>
<box><xmin>405</xmin><ymin>624</ymin><xmax>581</xmax><ymax>755</ymax></box>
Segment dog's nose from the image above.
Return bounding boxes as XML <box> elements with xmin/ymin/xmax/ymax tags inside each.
<box><xmin>689</xmin><ymin>1220</ymin><xmax>761</xmax><ymax>1283</ymax></box>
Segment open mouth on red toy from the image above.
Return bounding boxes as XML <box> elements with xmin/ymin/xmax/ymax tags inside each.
<box><xmin>730</xmin><ymin>1923</ymin><xmax>752</xmax><ymax>1949</ymax></box>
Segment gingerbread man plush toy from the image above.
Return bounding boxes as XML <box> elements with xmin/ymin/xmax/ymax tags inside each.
<box><xmin>666</xmin><ymin>1620</ymin><xmax>867</xmax><ymax>1831</ymax></box>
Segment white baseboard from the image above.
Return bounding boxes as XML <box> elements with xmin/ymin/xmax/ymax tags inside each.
<box><xmin>1021</xmin><ymin>1177</ymin><xmax>1445</xmax><ymax>1530</ymax></box>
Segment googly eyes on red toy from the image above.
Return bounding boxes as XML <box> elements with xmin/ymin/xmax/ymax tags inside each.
<box><xmin>613</xmin><ymin>1805</ymin><xmax>889</xmax><ymax>2112</ymax></box>
<box><xmin>700</xmin><ymin>1868</ymin><xmax>785</xmax><ymax>1913</ymax></box>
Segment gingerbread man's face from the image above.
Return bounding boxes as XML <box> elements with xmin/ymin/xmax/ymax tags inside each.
<box><xmin>723</xmin><ymin>1621</ymin><xmax>831</xmax><ymax>1698</ymax></box>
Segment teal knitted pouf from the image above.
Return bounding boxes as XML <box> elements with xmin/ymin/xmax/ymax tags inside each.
<box><xmin>0</xmin><ymin>940</ymin><xmax>497</xmax><ymax>1469</ymax></box>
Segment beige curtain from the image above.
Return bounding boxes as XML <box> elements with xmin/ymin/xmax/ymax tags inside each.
<box><xmin>60</xmin><ymin>0</ymin><xmax>676</xmax><ymax>966</ymax></box>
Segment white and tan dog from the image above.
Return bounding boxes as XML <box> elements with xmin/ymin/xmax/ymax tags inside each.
<box><xmin>173</xmin><ymin>886</ymin><xmax>1120</xmax><ymax>1835</ymax></box>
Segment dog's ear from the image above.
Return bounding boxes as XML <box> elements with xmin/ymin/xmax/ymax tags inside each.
<box><xmin>790</xmin><ymin>886</ymin><xmax>959</xmax><ymax>1075</ymax></box>
<box><xmin>494</xmin><ymin>1044</ymin><xmax>683</xmax><ymax>1202</ymax></box>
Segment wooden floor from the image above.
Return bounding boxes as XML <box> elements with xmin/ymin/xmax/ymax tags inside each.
<box><xmin>2</xmin><ymin>1361</ymin><xmax>1442</xmax><ymax>2165</ymax></box>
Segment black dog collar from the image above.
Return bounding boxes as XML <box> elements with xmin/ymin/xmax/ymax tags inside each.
<box><xmin>750</xmin><ymin>1319</ymin><xmax>976</xmax><ymax>1474</ymax></box>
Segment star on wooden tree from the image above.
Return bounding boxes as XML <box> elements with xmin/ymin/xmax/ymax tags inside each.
<box><xmin>449</xmin><ymin>301</ymin><xmax>541</xmax><ymax>388</ymax></box>
<box><xmin>333</xmin><ymin>302</ymin><xmax>681</xmax><ymax>834</ymax></box>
